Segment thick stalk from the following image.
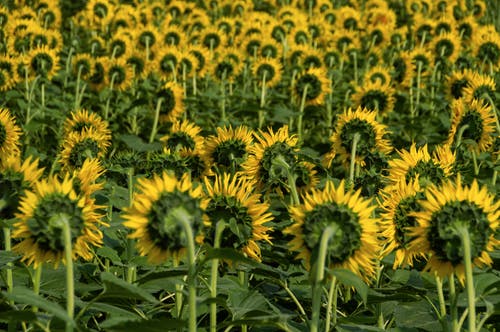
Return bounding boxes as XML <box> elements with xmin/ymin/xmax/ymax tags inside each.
<box><xmin>325</xmin><ymin>276</ymin><xmax>337</xmax><ymax>331</ymax></box>
<box><xmin>458</xmin><ymin>227</ymin><xmax>476</xmax><ymax>332</ymax></box>
<box><xmin>349</xmin><ymin>133</ymin><xmax>361</xmax><ymax>183</ymax></box>
<box><xmin>449</xmin><ymin>274</ymin><xmax>458</xmax><ymax>332</ymax></box>
<box><xmin>149</xmin><ymin>98</ymin><xmax>163</xmax><ymax>143</ymax></box>
<box><xmin>436</xmin><ymin>275</ymin><xmax>447</xmax><ymax>320</ymax></box>
<box><xmin>174</xmin><ymin>209</ymin><xmax>198</xmax><ymax>332</ymax></box>
<box><xmin>126</xmin><ymin>168</ymin><xmax>136</xmax><ymax>283</ymax></box>
<box><xmin>258</xmin><ymin>71</ymin><xmax>267</xmax><ymax>129</ymax></box>
<box><xmin>3</xmin><ymin>227</ymin><xmax>13</xmax><ymax>295</ymax></box>
<box><xmin>104</xmin><ymin>72</ymin><xmax>118</xmax><ymax>120</ymax></box>
<box><xmin>297</xmin><ymin>84</ymin><xmax>309</xmax><ymax>143</ymax></box>
<box><xmin>32</xmin><ymin>264</ymin><xmax>43</xmax><ymax>312</ymax></box>
<box><xmin>210</xmin><ymin>221</ymin><xmax>226</xmax><ymax>332</ymax></box>
<box><xmin>310</xmin><ymin>225</ymin><xmax>336</xmax><ymax>332</ymax></box>
<box><xmin>61</xmin><ymin>216</ymin><xmax>74</xmax><ymax>332</ymax></box>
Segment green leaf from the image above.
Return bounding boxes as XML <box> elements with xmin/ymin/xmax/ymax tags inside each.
<box><xmin>393</xmin><ymin>300</ymin><xmax>441</xmax><ymax>331</ymax></box>
<box><xmin>200</xmin><ymin>248</ymin><xmax>259</xmax><ymax>268</ymax></box>
<box><xmin>0</xmin><ymin>310</ymin><xmax>37</xmax><ymax>323</ymax></box>
<box><xmin>101</xmin><ymin>317</ymin><xmax>185</xmax><ymax>331</ymax></box>
<box><xmin>97</xmin><ymin>247</ymin><xmax>123</xmax><ymax>266</ymax></box>
<box><xmin>100</xmin><ymin>272</ymin><xmax>159</xmax><ymax>303</ymax></box>
<box><xmin>0</xmin><ymin>250</ymin><xmax>20</xmax><ymax>268</ymax></box>
<box><xmin>119</xmin><ymin>134</ymin><xmax>162</xmax><ymax>152</ymax></box>
<box><xmin>331</xmin><ymin>269</ymin><xmax>368</xmax><ymax>303</ymax></box>
<box><xmin>1</xmin><ymin>288</ymin><xmax>74</xmax><ymax>325</ymax></box>
<box><xmin>337</xmin><ymin>324</ymin><xmax>386</xmax><ymax>332</ymax></box>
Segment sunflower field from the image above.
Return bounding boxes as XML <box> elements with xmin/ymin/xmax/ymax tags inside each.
<box><xmin>1</xmin><ymin>0</ymin><xmax>500</xmax><ymax>331</ymax></box>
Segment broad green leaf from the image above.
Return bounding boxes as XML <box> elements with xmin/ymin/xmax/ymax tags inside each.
<box><xmin>337</xmin><ymin>324</ymin><xmax>386</xmax><ymax>332</ymax></box>
<box><xmin>331</xmin><ymin>269</ymin><xmax>368</xmax><ymax>304</ymax></box>
<box><xmin>393</xmin><ymin>300</ymin><xmax>441</xmax><ymax>331</ymax></box>
<box><xmin>0</xmin><ymin>310</ymin><xmax>37</xmax><ymax>323</ymax></box>
<box><xmin>0</xmin><ymin>250</ymin><xmax>20</xmax><ymax>268</ymax></box>
<box><xmin>119</xmin><ymin>134</ymin><xmax>162</xmax><ymax>152</ymax></box>
<box><xmin>101</xmin><ymin>317</ymin><xmax>185</xmax><ymax>331</ymax></box>
<box><xmin>1</xmin><ymin>288</ymin><xmax>74</xmax><ymax>325</ymax></box>
<box><xmin>100</xmin><ymin>272</ymin><xmax>159</xmax><ymax>303</ymax></box>
<box><xmin>97</xmin><ymin>247</ymin><xmax>123</xmax><ymax>266</ymax></box>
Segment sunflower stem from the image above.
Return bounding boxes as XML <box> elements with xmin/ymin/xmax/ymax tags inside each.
<box><xmin>457</xmin><ymin>226</ymin><xmax>476</xmax><ymax>332</ymax></box>
<box><xmin>182</xmin><ymin>63</ymin><xmax>187</xmax><ymax>98</ymax></box>
<box><xmin>449</xmin><ymin>274</ymin><xmax>459</xmax><ymax>332</ymax></box>
<box><xmin>149</xmin><ymin>98</ymin><xmax>163</xmax><ymax>144</ymax></box>
<box><xmin>104</xmin><ymin>72</ymin><xmax>118</xmax><ymax>120</ymax></box>
<box><xmin>353</xmin><ymin>51</ymin><xmax>358</xmax><ymax>84</ymax></box>
<box><xmin>210</xmin><ymin>221</ymin><xmax>226</xmax><ymax>332</ymax></box>
<box><xmin>481</xmin><ymin>93</ymin><xmax>500</xmax><ymax>133</ymax></box>
<box><xmin>280</xmin><ymin>280</ymin><xmax>306</xmax><ymax>317</ymax></box>
<box><xmin>415</xmin><ymin>61</ymin><xmax>423</xmax><ymax>116</ymax></box>
<box><xmin>174</xmin><ymin>208</ymin><xmax>198</xmax><ymax>332</ymax></box>
<box><xmin>173</xmin><ymin>259</ymin><xmax>184</xmax><ymax>320</ymax></box>
<box><xmin>325</xmin><ymin>276</ymin><xmax>337</xmax><ymax>330</ymax></box>
<box><xmin>436</xmin><ymin>275</ymin><xmax>447</xmax><ymax>320</ymax></box>
<box><xmin>126</xmin><ymin>168</ymin><xmax>136</xmax><ymax>283</ymax></box>
<box><xmin>349</xmin><ymin>133</ymin><xmax>361</xmax><ymax>184</ymax></box>
<box><xmin>41</xmin><ymin>83</ymin><xmax>45</xmax><ymax>108</ymax></box>
<box><xmin>258</xmin><ymin>71</ymin><xmax>267</xmax><ymax>129</ymax></box>
<box><xmin>61</xmin><ymin>215</ymin><xmax>75</xmax><ymax>332</ymax></box>
<box><xmin>311</xmin><ymin>225</ymin><xmax>337</xmax><ymax>332</ymax></box>
<box><xmin>32</xmin><ymin>264</ymin><xmax>43</xmax><ymax>312</ymax></box>
<box><xmin>297</xmin><ymin>84</ymin><xmax>309</xmax><ymax>143</ymax></box>
<box><xmin>74</xmin><ymin>65</ymin><xmax>83</xmax><ymax>110</ymax></box>
<box><xmin>455</xmin><ymin>124</ymin><xmax>469</xmax><ymax>149</ymax></box>
<box><xmin>192</xmin><ymin>71</ymin><xmax>197</xmax><ymax>97</ymax></box>
<box><xmin>3</xmin><ymin>227</ymin><xmax>13</xmax><ymax>301</ymax></box>
<box><xmin>63</xmin><ymin>47</ymin><xmax>74</xmax><ymax>93</ymax></box>
<box><xmin>472</xmin><ymin>150</ymin><xmax>479</xmax><ymax>176</ymax></box>
<box><xmin>238</xmin><ymin>269</ymin><xmax>248</xmax><ymax>332</ymax></box>
<box><xmin>492</xmin><ymin>170</ymin><xmax>497</xmax><ymax>186</ymax></box>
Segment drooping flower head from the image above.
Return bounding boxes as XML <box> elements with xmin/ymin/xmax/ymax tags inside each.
<box><xmin>410</xmin><ymin>177</ymin><xmax>500</xmax><ymax>283</ymax></box>
<box><xmin>0</xmin><ymin>155</ymin><xmax>44</xmax><ymax>220</ymax></box>
<box><xmin>379</xmin><ymin>178</ymin><xmax>426</xmax><ymax>269</ymax></box>
<box><xmin>284</xmin><ymin>180</ymin><xmax>381</xmax><ymax>282</ymax></box>
<box><xmin>12</xmin><ymin>174</ymin><xmax>106</xmax><ymax>267</ymax></box>
<box><xmin>447</xmin><ymin>98</ymin><xmax>496</xmax><ymax>153</ymax></box>
<box><xmin>204</xmin><ymin>125</ymin><xmax>254</xmax><ymax>174</ymax></box>
<box><xmin>387</xmin><ymin>143</ymin><xmax>455</xmax><ymax>186</ymax></box>
<box><xmin>122</xmin><ymin>172</ymin><xmax>208</xmax><ymax>264</ymax></box>
<box><xmin>323</xmin><ymin>106</ymin><xmax>392</xmax><ymax>168</ymax></box>
<box><xmin>203</xmin><ymin>173</ymin><xmax>273</xmax><ymax>262</ymax></box>
<box><xmin>0</xmin><ymin>108</ymin><xmax>22</xmax><ymax>160</ymax></box>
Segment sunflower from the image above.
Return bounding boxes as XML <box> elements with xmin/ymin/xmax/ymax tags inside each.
<box><xmin>409</xmin><ymin>176</ymin><xmax>500</xmax><ymax>283</ymax></box>
<box><xmin>242</xmin><ymin>126</ymin><xmax>299</xmax><ymax>195</ymax></box>
<box><xmin>300</xmin><ymin>46</ymin><xmax>325</xmax><ymax>70</ymax></box>
<box><xmin>70</xmin><ymin>158</ymin><xmax>105</xmax><ymax>201</ymax></box>
<box><xmin>204</xmin><ymin>125</ymin><xmax>254</xmax><ymax>174</ymax></box>
<box><xmin>0</xmin><ymin>108</ymin><xmax>22</xmax><ymax>159</ymax></box>
<box><xmin>431</xmin><ymin>31</ymin><xmax>461</xmax><ymax>64</ymax></box>
<box><xmin>203</xmin><ymin>173</ymin><xmax>273</xmax><ymax>262</ymax></box>
<box><xmin>122</xmin><ymin>172</ymin><xmax>208</xmax><ymax>264</ymax></box>
<box><xmin>259</xmin><ymin>39</ymin><xmax>283</xmax><ymax>60</ymax></box>
<box><xmin>447</xmin><ymin>98</ymin><xmax>496</xmax><ymax>153</ymax></box>
<box><xmin>88</xmin><ymin>57</ymin><xmax>106</xmax><ymax>91</ymax></box>
<box><xmin>294</xmin><ymin>161</ymin><xmax>319</xmax><ymax>194</ymax></box>
<box><xmin>379</xmin><ymin>179</ymin><xmax>426</xmax><ymax>268</ymax></box>
<box><xmin>59</xmin><ymin>128</ymin><xmax>111</xmax><ymax>171</ymax></box>
<box><xmin>157</xmin><ymin>81</ymin><xmax>185</xmax><ymax>123</ymax></box>
<box><xmin>187</xmin><ymin>44</ymin><xmax>211</xmax><ymax>77</ymax></box>
<box><xmin>284</xmin><ymin>180</ymin><xmax>380</xmax><ymax>282</ymax></box>
<box><xmin>200</xmin><ymin>26</ymin><xmax>228</xmax><ymax>52</ymax></box>
<box><xmin>63</xmin><ymin>109</ymin><xmax>111</xmax><ymax>140</ymax></box>
<box><xmin>363</xmin><ymin>65</ymin><xmax>392</xmax><ymax>86</ymax></box>
<box><xmin>160</xmin><ymin>119</ymin><xmax>204</xmax><ymax>155</ymax></box>
<box><xmin>126</xmin><ymin>51</ymin><xmax>148</xmax><ymax>79</ymax></box>
<box><xmin>408</xmin><ymin>46</ymin><xmax>433</xmax><ymax>78</ymax></box>
<box><xmin>473</xmin><ymin>28</ymin><xmax>500</xmax><ymax>69</ymax></box>
<box><xmin>162</xmin><ymin>24</ymin><xmax>186</xmax><ymax>47</ymax></box>
<box><xmin>324</xmin><ymin>107</ymin><xmax>392</xmax><ymax>168</ymax></box>
<box><xmin>26</xmin><ymin>45</ymin><xmax>60</xmax><ymax>80</ymax></box>
<box><xmin>456</xmin><ymin>16</ymin><xmax>478</xmax><ymax>42</ymax></box>
<box><xmin>103</xmin><ymin>57</ymin><xmax>133</xmax><ymax>91</ymax></box>
<box><xmin>336</xmin><ymin>6</ymin><xmax>362</xmax><ymax>31</ymax></box>
<box><xmin>331</xmin><ymin>28</ymin><xmax>361</xmax><ymax>55</ymax></box>
<box><xmin>445</xmin><ymin>69</ymin><xmax>474</xmax><ymax>100</ymax></box>
<box><xmin>462</xmin><ymin>71</ymin><xmax>496</xmax><ymax>104</ymax></box>
<box><xmin>0</xmin><ymin>155</ymin><xmax>44</xmax><ymax>220</ymax></box>
<box><xmin>209</xmin><ymin>47</ymin><xmax>244</xmax><ymax>83</ymax></box>
<box><xmin>155</xmin><ymin>46</ymin><xmax>183</xmax><ymax>82</ymax></box>
<box><xmin>72</xmin><ymin>53</ymin><xmax>93</xmax><ymax>80</ymax></box>
<box><xmin>252</xmin><ymin>57</ymin><xmax>282</xmax><ymax>88</ymax></box>
<box><xmin>0</xmin><ymin>68</ymin><xmax>16</xmax><ymax>92</ymax></box>
<box><xmin>293</xmin><ymin>67</ymin><xmax>331</xmax><ymax>106</ymax></box>
<box><xmin>134</xmin><ymin>24</ymin><xmax>160</xmax><ymax>58</ymax></box>
<box><xmin>351</xmin><ymin>80</ymin><xmax>395</xmax><ymax>116</ymax></box>
<box><xmin>107</xmin><ymin>30</ymin><xmax>132</xmax><ymax>59</ymax></box>
<box><xmin>391</xmin><ymin>52</ymin><xmax>412</xmax><ymax>88</ymax></box>
<box><xmin>176</xmin><ymin>51</ymin><xmax>197</xmax><ymax>80</ymax></box>
<box><xmin>12</xmin><ymin>174</ymin><xmax>106</xmax><ymax>268</ymax></box>
<box><xmin>412</xmin><ymin>13</ymin><xmax>435</xmax><ymax>45</ymax></box>
<box><xmin>387</xmin><ymin>143</ymin><xmax>455</xmax><ymax>186</ymax></box>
